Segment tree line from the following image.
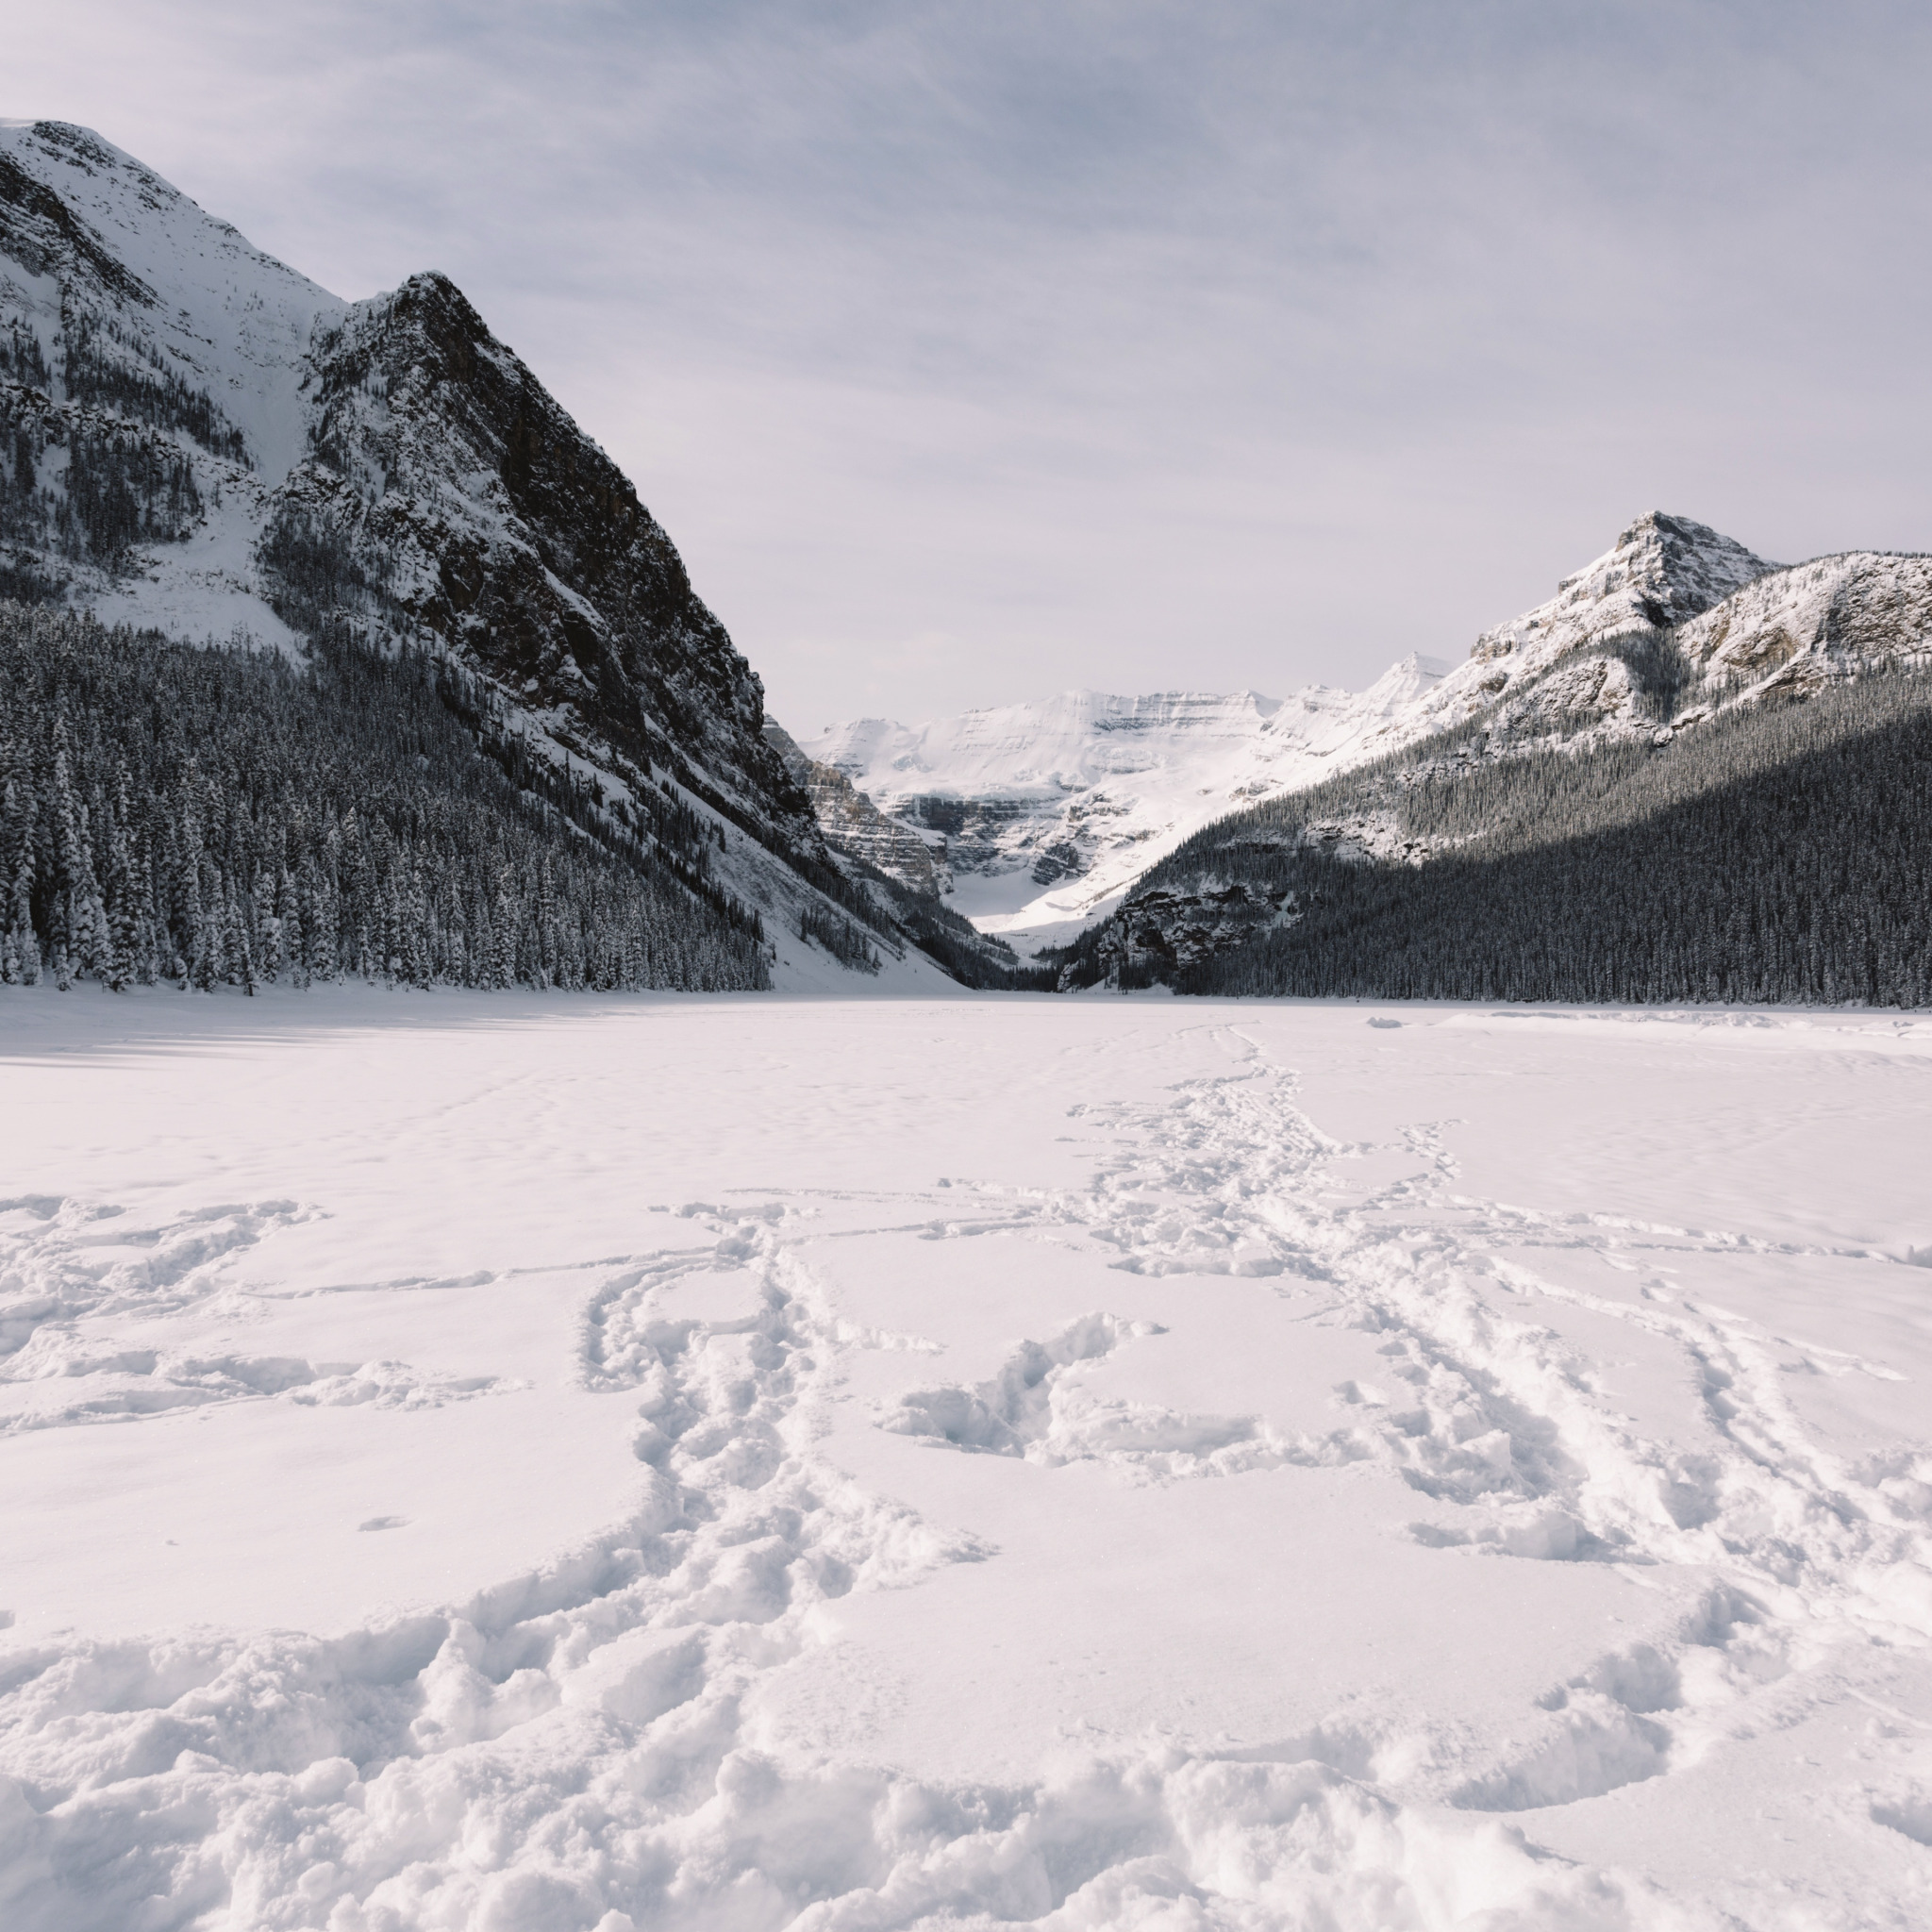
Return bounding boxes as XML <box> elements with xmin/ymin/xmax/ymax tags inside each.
<box><xmin>0</xmin><ymin>603</ymin><xmax>770</xmax><ymax>995</ymax></box>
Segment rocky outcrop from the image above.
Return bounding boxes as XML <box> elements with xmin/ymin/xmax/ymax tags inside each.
<box><xmin>763</xmin><ymin>723</ymin><xmax>946</xmax><ymax>894</ymax></box>
<box><xmin>271</xmin><ymin>272</ymin><xmax>819</xmax><ymax>854</ymax></box>
<box><xmin>1076</xmin><ymin>878</ymin><xmax>1297</xmax><ymax>989</ymax></box>
<box><xmin>1468</xmin><ymin>512</ymin><xmax>1776</xmax><ymax>667</ymax></box>
<box><xmin>1676</xmin><ymin>550</ymin><xmax>1932</xmax><ymax>694</ymax></box>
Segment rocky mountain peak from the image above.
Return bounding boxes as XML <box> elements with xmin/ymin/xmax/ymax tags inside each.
<box><xmin>1473</xmin><ymin>511</ymin><xmax>1776</xmax><ymax>667</ymax></box>
<box><xmin>0</xmin><ymin>121</ymin><xmax>982</xmax><ymax>991</ymax></box>
<box><xmin>0</xmin><ymin>125</ymin><xmax>817</xmax><ymax>856</ymax></box>
<box><xmin>284</xmin><ymin>265</ymin><xmax>815</xmax><ymax>843</ymax></box>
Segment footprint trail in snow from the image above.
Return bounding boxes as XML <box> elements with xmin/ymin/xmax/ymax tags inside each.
<box><xmin>2</xmin><ymin>1015</ymin><xmax>1929</xmax><ymax>1930</ymax></box>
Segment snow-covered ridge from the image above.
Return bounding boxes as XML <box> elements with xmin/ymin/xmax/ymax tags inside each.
<box><xmin>797</xmin><ymin>657</ymin><xmax>1452</xmax><ymax>948</ymax></box>
<box><xmin>0</xmin><ymin>120</ymin><xmax>955</xmax><ymax>991</ymax></box>
<box><xmin>1678</xmin><ymin>548</ymin><xmax>1932</xmax><ymax>691</ymax></box>
<box><xmin>797</xmin><ymin>511</ymin><xmax>1929</xmax><ymax>953</ymax></box>
<box><xmin>0</xmin><ymin>120</ymin><xmax>343</xmax><ymax>482</ymax></box>
<box><xmin>0</xmin><ymin>120</ymin><xmax>347</xmax><ymax>651</ymax></box>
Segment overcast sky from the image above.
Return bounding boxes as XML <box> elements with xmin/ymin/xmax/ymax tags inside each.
<box><xmin>13</xmin><ymin>3</ymin><xmax>1932</xmax><ymax>730</ymax></box>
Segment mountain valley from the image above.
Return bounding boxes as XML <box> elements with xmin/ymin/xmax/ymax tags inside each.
<box><xmin>6</xmin><ymin>94</ymin><xmax>1932</xmax><ymax>1932</ymax></box>
<box><xmin>791</xmin><ymin>512</ymin><xmax>1932</xmax><ymax>1003</ymax></box>
<box><xmin>2</xmin><ymin>118</ymin><xmax>1929</xmax><ymax>1012</ymax></box>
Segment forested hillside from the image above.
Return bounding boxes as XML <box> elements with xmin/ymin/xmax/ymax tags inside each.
<box><xmin>0</xmin><ymin>605</ymin><xmax>768</xmax><ymax>994</ymax></box>
<box><xmin>1056</xmin><ymin>667</ymin><xmax>1932</xmax><ymax>1007</ymax></box>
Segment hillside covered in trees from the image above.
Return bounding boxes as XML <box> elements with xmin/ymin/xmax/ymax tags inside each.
<box><xmin>3</xmin><ymin>121</ymin><xmax>991</xmax><ymax>995</ymax></box>
<box><xmin>0</xmin><ymin>605</ymin><xmax>769</xmax><ymax>994</ymax></box>
<box><xmin>1053</xmin><ymin>666</ymin><xmax>1932</xmax><ymax>1007</ymax></box>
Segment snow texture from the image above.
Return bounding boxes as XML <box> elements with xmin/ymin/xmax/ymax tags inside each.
<box><xmin>4</xmin><ymin>988</ymin><xmax>1931</xmax><ymax>1929</ymax></box>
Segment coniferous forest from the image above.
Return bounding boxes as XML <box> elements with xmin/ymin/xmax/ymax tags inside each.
<box><xmin>0</xmin><ymin>603</ymin><xmax>769</xmax><ymax>994</ymax></box>
<box><xmin>9</xmin><ymin>591</ymin><xmax>1929</xmax><ymax>1007</ymax></box>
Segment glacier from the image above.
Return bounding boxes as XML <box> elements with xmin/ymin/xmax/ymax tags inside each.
<box><xmin>799</xmin><ymin>656</ymin><xmax>1451</xmax><ymax>951</ymax></box>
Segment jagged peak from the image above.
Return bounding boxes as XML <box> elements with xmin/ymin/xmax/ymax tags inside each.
<box><xmin>1472</xmin><ymin>511</ymin><xmax>1779</xmax><ymax>667</ymax></box>
<box><xmin>1551</xmin><ymin>510</ymin><xmax>1774</xmax><ymax>604</ymax></box>
<box><xmin>6</xmin><ymin>121</ymin><xmax>165</xmax><ymax>187</ymax></box>
<box><xmin>1612</xmin><ymin>507</ymin><xmax>1732</xmax><ymax>549</ymax></box>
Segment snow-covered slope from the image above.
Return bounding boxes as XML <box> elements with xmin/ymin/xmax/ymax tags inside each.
<box><xmin>802</xmin><ymin>511</ymin><xmax>1931</xmax><ymax>955</ymax></box>
<box><xmin>0</xmin><ymin>120</ymin><xmax>954</xmax><ymax>993</ymax></box>
<box><xmin>0</xmin><ymin>120</ymin><xmax>343</xmax><ymax>647</ymax></box>
<box><xmin>0</xmin><ymin>122</ymin><xmax>342</xmax><ymax>479</ymax></box>
<box><xmin>1677</xmin><ymin>546</ymin><xmax>1932</xmax><ymax>693</ymax></box>
<box><xmin>798</xmin><ymin>658</ymin><xmax>1452</xmax><ymax>948</ymax></box>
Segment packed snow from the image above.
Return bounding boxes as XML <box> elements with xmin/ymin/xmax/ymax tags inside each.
<box><xmin>4</xmin><ymin>988</ymin><xmax>1930</xmax><ymax>1930</ymax></box>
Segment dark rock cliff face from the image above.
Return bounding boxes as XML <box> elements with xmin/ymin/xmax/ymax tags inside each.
<box><xmin>281</xmin><ymin>274</ymin><xmax>818</xmax><ymax>855</ymax></box>
<box><xmin>1077</xmin><ymin>879</ymin><xmax>1295</xmax><ymax>989</ymax></box>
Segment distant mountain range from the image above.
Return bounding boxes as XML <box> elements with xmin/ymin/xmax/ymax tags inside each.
<box><xmin>788</xmin><ymin>512</ymin><xmax>1931</xmax><ymax>960</ymax></box>
<box><xmin>792</xmin><ymin>659</ymin><xmax>1450</xmax><ymax>949</ymax></box>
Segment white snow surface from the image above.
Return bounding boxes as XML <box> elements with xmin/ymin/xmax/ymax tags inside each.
<box><xmin>4</xmin><ymin>988</ymin><xmax>1931</xmax><ymax>1930</ymax></box>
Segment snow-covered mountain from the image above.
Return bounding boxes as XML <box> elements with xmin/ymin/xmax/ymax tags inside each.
<box><xmin>1050</xmin><ymin>510</ymin><xmax>1932</xmax><ymax>997</ymax></box>
<box><xmin>8</xmin><ymin>124</ymin><xmax>1921</xmax><ymax>995</ymax></box>
<box><xmin>798</xmin><ymin>656</ymin><xmax>1452</xmax><ymax>948</ymax></box>
<box><xmin>797</xmin><ymin>510</ymin><xmax>1931</xmax><ymax>953</ymax></box>
<box><xmin>1376</xmin><ymin>510</ymin><xmax>1925</xmax><ymax>749</ymax></box>
<box><xmin>0</xmin><ymin>120</ymin><xmax>963</xmax><ymax>992</ymax></box>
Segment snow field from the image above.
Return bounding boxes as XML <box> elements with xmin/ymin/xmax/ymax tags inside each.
<box><xmin>2</xmin><ymin>991</ymin><xmax>1931</xmax><ymax>1928</ymax></box>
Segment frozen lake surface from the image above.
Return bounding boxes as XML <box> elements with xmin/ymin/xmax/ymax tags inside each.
<box><xmin>3</xmin><ymin>989</ymin><xmax>1931</xmax><ymax>1930</ymax></box>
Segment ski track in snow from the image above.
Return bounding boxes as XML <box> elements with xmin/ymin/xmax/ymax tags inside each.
<box><xmin>3</xmin><ymin>1028</ymin><xmax>1930</xmax><ymax>1927</ymax></box>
